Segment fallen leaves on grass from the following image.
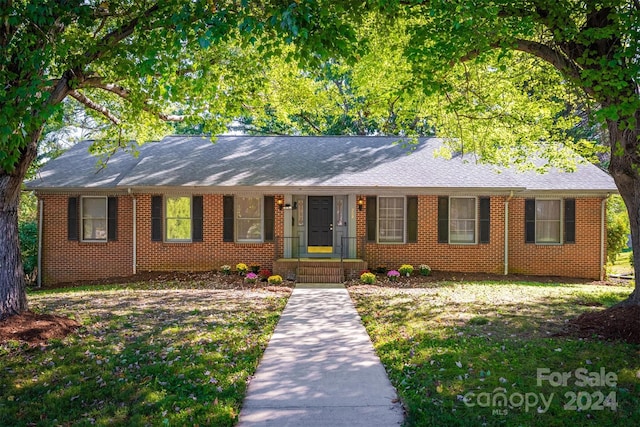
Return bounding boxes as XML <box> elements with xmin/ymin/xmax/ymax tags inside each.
<box><xmin>0</xmin><ymin>279</ymin><xmax>291</xmax><ymax>426</ymax></box>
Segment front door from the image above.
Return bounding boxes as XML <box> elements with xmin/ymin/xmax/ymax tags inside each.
<box><xmin>308</xmin><ymin>196</ymin><xmax>333</xmax><ymax>250</ymax></box>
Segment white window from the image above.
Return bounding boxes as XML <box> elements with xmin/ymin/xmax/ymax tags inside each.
<box><xmin>237</xmin><ymin>196</ymin><xmax>263</xmax><ymax>242</ymax></box>
<box><xmin>166</xmin><ymin>196</ymin><xmax>192</xmax><ymax>241</ymax></box>
<box><xmin>450</xmin><ymin>197</ymin><xmax>476</xmax><ymax>244</ymax></box>
<box><xmin>82</xmin><ymin>197</ymin><xmax>107</xmax><ymax>241</ymax></box>
<box><xmin>379</xmin><ymin>197</ymin><xmax>405</xmax><ymax>243</ymax></box>
<box><xmin>536</xmin><ymin>199</ymin><xmax>561</xmax><ymax>243</ymax></box>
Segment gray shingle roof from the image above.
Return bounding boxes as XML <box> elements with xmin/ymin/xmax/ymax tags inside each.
<box><xmin>26</xmin><ymin>135</ymin><xmax>617</xmax><ymax>194</ymax></box>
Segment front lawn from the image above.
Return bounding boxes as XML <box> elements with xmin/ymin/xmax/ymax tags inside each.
<box><xmin>0</xmin><ymin>282</ymin><xmax>290</xmax><ymax>426</ymax></box>
<box><xmin>349</xmin><ymin>281</ymin><xmax>640</xmax><ymax>427</ymax></box>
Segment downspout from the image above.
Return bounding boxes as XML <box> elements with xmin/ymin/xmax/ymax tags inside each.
<box><xmin>131</xmin><ymin>190</ymin><xmax>137</xmax><ymax>275</ymax></box>
<box><xmin>37</xmin><ymin>198</ymin><xmax>43</xmax><ymax>288</ymax></box>
<box><xmin>600</xmin><ymin>197</ymin><xmax>607</xmax><ymax>281</ymax></box>
<box><xmin>504</xmin><ymin>191</ymin><xmax>514</xmax><ymax>275</ymax></box>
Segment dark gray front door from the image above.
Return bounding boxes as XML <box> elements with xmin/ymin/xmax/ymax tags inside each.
<box><xmin>308</xmin><ymin>196</ymin><xmax>333</xmax><ymax>247</ymax></box>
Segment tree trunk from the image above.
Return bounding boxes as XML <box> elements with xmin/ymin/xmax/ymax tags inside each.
<box><xmin>608</xmin><ymin>113</ymin><xmax>640</xmax><ymax>307</ymax></box>
<box><xmin>0</xmin><ymin>132</ymin><xmax>41</xmax><ymax>320</ymax></box>
<box><xmin>0</xmin><ymin>192</ymin><xmax>28</xmax><ymax>319</ymax></box>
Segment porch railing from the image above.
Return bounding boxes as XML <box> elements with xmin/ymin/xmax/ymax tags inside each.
<box><xmin>274</xmin><ymin>236</ymin><xmax>365</xmax><ymax>260</ymax></box>
<box><xmin>274</xmin><ymin>236</ymin><xmax>301</xmax><ymax>261</ymax></box>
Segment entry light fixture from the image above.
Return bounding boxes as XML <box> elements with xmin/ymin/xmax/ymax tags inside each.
<box><xmin>276</xmin><ymin>197</ymin><xmax>284</xmax><ymax>210</ymax></box>
<box><xmin>357</xmin><ymin>197</ymin><xmax>365</xmax><ymax>211</ymax></box>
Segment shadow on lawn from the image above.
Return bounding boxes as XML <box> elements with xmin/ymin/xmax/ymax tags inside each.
<box><xmin>0</xmin><ymin>288</ymin><xmax>289</xmax><ymax>426</ymax></box>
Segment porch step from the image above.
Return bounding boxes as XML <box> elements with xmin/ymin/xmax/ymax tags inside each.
<box><xmin>297</xmin><ymin>266</ymin><xmax>344</xmax><ymax>283</ymax></box>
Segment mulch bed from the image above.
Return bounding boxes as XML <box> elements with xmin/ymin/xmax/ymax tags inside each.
<box><xmin>564</xmin><ymin>305</ymin><xmax>640</xmax><ymax>344</ymax></box>
<box><xmin>0</xmin><ymin>311</ymin><xmax>81</xmax><ymax>346</ymax></box>
<box><xmin>2</xmin><ymin>271</ymin><xmax>638</xmax><ymax>346</ymax></box>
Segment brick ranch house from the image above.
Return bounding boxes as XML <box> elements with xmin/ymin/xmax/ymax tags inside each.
<box><xmin>26</xmin><ymin>135</ymin><xmax>617</xmax><ymax>285</ymax></box>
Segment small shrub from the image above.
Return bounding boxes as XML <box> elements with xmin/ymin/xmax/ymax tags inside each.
<box><xmin>236</xmin><ymin>263</ymin><xmax>248</xmax><ymax>275</ymax></box>
<box><xmin>220</xmin><ymin>265</ymin><xmax>232</xmax><ymax>275</ymax></box>
<box><xmin>245</xmin><ymin>272</ymin><xmax>258</xmax><ymax>283</ymax></box>
<box><xmin>360</xmin><ymin>272</ymin><xmax>376</xmax><ymax>284</ymax></box>
<box><xmin>419</xmin><ymin>264</ymin><xmax>431</xmax><ymax>276</ymax></box>
<box><xmin>249</xmin><ymin>263</ymin><xmax>260</xmax><ymax>274</ymax></box>
<box><xmin>387</xmin><ymin>270</ymin><xmax>400</xmax><ymax>282</ymax></box>
<box><xmin>375</xmin><ymin>266</ymin><xmax>388</xmax><ymax>274</ymax></box>
<box><xmin>360</xmin><ymin>269</ymin><xmax>371</xmax><ymax>276</ymax></box>
<box><xmin>19</xmin><ymin>221</ymin><xmax>38</xmax><ymax>276</ymax></box>
<box><xmin>268</xmin><ymin>275</ymin><xmax>283</xmax><ymax>285</ymax></box>
<box><xmin>398</xmin><ymin>264</ymin><xmax>414</xmax><ymax>276</ymax></box>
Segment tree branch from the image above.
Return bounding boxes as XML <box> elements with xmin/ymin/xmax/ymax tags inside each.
<box><xmin>456</xmin><ymin>38</ymin><xmax>592</xmax><ymax>98</ymax></box>
<box><xmin>82</xmin><ymin>4</ymin><xmax>160</xmax><ymax>64</ymax></box>
<box><xmin>69</xmin><ymin>90</ymin><xmax>121</xmax><ymax>125</ymax></box>
<box><xmin>510</xmin><ymin>38</ymin><xmax>592</xmax><ymax>97</ymax></box>
<box><xmin>77</xmin><ymin>79</ymin><xmax>186</xmax><ymax>122</ymax></box>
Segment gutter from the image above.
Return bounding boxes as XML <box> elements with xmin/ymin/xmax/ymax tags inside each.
<box><xmin>504</xmin><ymin>191</ymin><xmax>514</xmax><ymax>275</ymax></box>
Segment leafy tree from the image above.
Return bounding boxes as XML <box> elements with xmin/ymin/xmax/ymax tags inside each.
<box><xmin>358</xmin><ymin>1</ymin><xmax>640</xmax><ymax>306</ymax></box>
<box><xmin>237</xmin><ymin>17</ymin><xmax>436</xmax><ymax>136</ymax></box>
<box><xmin>607</xmin><ymin>195</ymin><xmax>631</xmax><ymax>264</ymax></box>
<box><xmin>0</xmin><ymin>0</ymin><xmax>363</xmax><ymax>318</ymax></box>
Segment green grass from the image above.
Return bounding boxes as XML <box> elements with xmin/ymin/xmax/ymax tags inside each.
<box><xmin>0</xmin><ymin>283</ymin><xmax>290</xmax><ymax>426</ymax></box>
<box><xmin>349</xmin><ymin>281</ymin><xmax>640</xmax><ymax>427</ymax></box>
<box><xmin>608</xmin><ymin>251</ymin><xmax>633</xmax><ymax>276</ymax></box>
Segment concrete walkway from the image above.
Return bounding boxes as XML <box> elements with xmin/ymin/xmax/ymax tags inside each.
<box><xmin>237</xmin><ymin>284</ymin><xmax>404</xmax><ymax>427</ymax></box>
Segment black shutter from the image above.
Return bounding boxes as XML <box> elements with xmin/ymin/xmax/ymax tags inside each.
<box><xmin>564</xmin><ymin>198</ymin><xmax>576</xmax><ymax>244</ymax></box>
<box><xmin>192</xmin><ymin>196</ymin><xmax>203</xmax><ymax>242</ymax></box>
<box><xmin>366</xmin><ymin>196</ymin><xmax>377</xmax><ymax>242</ymax></box>
<box><xmin>438</xmin><ymin>196</ymin><xmax>449</xmax><ymax>243</ymax></box>
<box><xmin>525</xmin><ymin>199</ymin><xmax>536</xmax><ymax>243</ymax></box>
<box><xmin>151</xmin><ymin>195</ymin><xmax>163</xmax><ymax>242</ymax></box>
<box><xmin>223</xmin><ymin>195</ymin><xmax>234</xmax><ymax>242</ymax></box>
<box><xmin>107</xmin><ymin>197</ymin><xmax>118</xmax><ymax>241</ymax></box>
<box><xmin>67</xmin><ymin>197</ymin><xmax>79</xmax><ymax>241</ymax></box>
<box><xmin>479</xmin><ymin>197</ymin><xmax>490</xmax><ymax>244</ymax></box>
<box><xmin>264</xmin><ymin>196</ymin><xmax>275</xmax><ymax>242</ymax></box>
<box><xmin>407</xmin><ymin>196</ymin><xmax>418</xmax><ymax>243</ymax></box>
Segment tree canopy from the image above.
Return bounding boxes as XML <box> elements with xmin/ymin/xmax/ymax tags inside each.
<box><xmin>2</xmin><ymin>0</ymin><xmax>640</xmax><ymax>318</ymax></box>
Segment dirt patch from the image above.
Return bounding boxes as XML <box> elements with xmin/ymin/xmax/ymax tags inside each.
<box><xmin>565</xmin><ymin>305</ymin><xmax>640</xmax><ymax>344</ymax></box>
<box><xmin>36</xmin><ymin>270</ymin><xmax>295</xmax><ymax>290</ymax></box>
<box><xmin>0</xmin><ymin>311</ymin><xmax>80</xmax><ymax>346</ymax></box>
<box><xmin>344</xmin><ymin>270</ymin><xmax>601</xmax><ymax>288</ymax></box>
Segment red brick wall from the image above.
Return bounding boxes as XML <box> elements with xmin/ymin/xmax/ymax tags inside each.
<box><xmin>508</xmin><ymin>197</ymin><xmax>604</xmax><ymax>279</ymax></box>
<box><xmin>362</xmin><ymin>195</ymin><xmax>506</xmax><ymax>275</ymax></box>
<box><xmin>359</xmin><ymin>195</ymin><xmax>604</xmax><ymax>279</ymax></box>
<box><xmin>135</xmin><ymin>194</ymin><xmax>283</xmax><ymax>273</ymax></box>
<box><xmin>39</xmin><ymin>192</ymin><xmax>605</xmax><ymax>284</ymax></box>
<box><xmin>40</xmin><ymin>194</ymin><xmax>134</xmax><ymax>285</ymax></box>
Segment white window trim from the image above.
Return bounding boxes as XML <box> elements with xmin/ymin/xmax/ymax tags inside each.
<box><xmin>80</xmin><ymin>196</ymin><xmax>108</xmax><ymax>242</ymax></box>
<box><xmin>377</xmin><ymin>196</ymin><xmax>406</xmax><ymax>244</ymax></box>
<box><xmin>236</xmin><ymin>196</ymin><xmax>264</xmax><ymax>243</ymax></box>
<box><xmin>448</xmin><ymin>196</ymin><xmax>478</xmax><ymax>245</ymax></box>
<box><xmin>165</xmin><ymin>196</ymin><xmax>193</xmax><ymax>243</ymax></box>
<box><xmin>535</xmin><ymin>198</ymin><xmax>563</xmax><ymax>245</ymax></box>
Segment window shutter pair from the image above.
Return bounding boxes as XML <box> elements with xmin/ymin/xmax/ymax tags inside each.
<box><xmin>437</xmin><ymin>196</ymin><xmax>490</xmax><ymax>243</ymax></box>
<box><xmin>222</xmin><ymin>195</ymin><xmax>275</xmax><ymax>243</ymax></box>
<box><xmin>366</xmin><ymin>196</ymin><xmax>418</xmax><ymax>243</ymax></box>
<box><xmin>67</xmin><ymin>196</ymin><xmax>117</xmax><ymax>241</ymax></box>
<box><xmin>151</xmin><ymin>195</ymin><xmax>203</xmax><ymax>242</ymax></box>
<box><xmin>524</xmin><ymin>198</ymin><xmax>575</xmax><ymax>243</ymax></box>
